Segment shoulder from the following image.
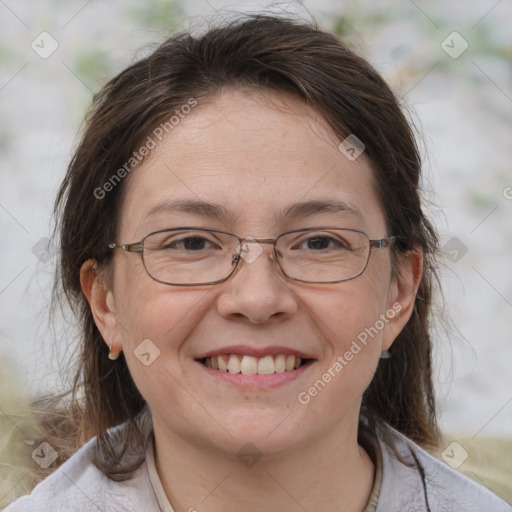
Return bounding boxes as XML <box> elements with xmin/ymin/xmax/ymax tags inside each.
<box><xmin>376</xmin><ymin>425</ymin><xmax>511</xmax><ymax>512</ymax></box>
<box><xmin>3</xmin><ymin>429</ymin><xmax>160</xmax><ymax>512</ymax></box>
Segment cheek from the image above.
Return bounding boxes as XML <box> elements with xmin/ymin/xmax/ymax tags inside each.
<box><xmin>113</xmin><ymin>268</ymin><xmax>211</xmax><ymax>393</ymax></box>
<box><xmin>298</xmin><ymin>274</ymin><xmax>391</xmax><ymax>403</ymax></box>
<box><xmin>119</xmin><ymin>288</ymin><xmax>209</xmax><ymax>351</ymax></box>
<box><xmin>307</xmin><ymin>273</ymin><xmax>389</xmax><ymax>351</ymax></box>
<box><xmin>114</xmin><ymin>256</ymin><xmax>199</xmax><ymax>344</ymax></box>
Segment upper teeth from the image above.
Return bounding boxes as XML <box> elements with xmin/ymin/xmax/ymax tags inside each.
<box><xmin>204</xmin><ymin>354</ymin><xmax>303</xmax><ymax>374</ymax></box>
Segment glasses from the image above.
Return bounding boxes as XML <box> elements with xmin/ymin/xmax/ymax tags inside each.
<box><xmin>108</xmin><ymin>227</ymin><xmax>395</xmax><ymax>286</ymax></box>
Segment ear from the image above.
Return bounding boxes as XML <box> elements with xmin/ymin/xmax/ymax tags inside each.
<box><xmin>381</xmin><ymin>247</ymin><xmax>423</xmax><ymax>350</ymax></box>
<box><xmin>80</xmin><ymin>259</ymin><xmax>122</xmax><ymax>358</ymax></box>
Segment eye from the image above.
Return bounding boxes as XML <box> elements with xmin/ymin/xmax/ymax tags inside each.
<box><xmin>166</xmin><ymin>236</ymin><xmax>213</xmax><ymax>251</ymax></box>
<box><xmin>293</xmin><ymin>233</ymin><xmax>351</xmax><ymax>251</ymax></box>
<box><xmin>154</xmin><ymin>232</ymin><xmax>222</xmax><ymax>252</ymax></box>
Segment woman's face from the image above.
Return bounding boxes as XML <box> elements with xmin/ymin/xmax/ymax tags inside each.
<box><xmin>88</xmin><ymin>90</ymin><xmax>418</xmax><ymax>457</ymax></box>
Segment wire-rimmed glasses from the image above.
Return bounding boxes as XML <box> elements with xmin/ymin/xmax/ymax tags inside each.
<box><xmin>108</xmin><ymin>226</ymin><xmax>395</xmax><ymax>286</ymax></box>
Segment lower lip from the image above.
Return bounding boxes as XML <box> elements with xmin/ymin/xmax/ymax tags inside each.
<box><xmin>196</xmin><ymin>359</ymin><xmax>316</xmax><ymax>389</ymax></box>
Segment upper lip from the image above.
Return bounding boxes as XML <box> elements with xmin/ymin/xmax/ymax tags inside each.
<box><xmin>195</xmin><ymin>345</ymin><xmax>316</xmax><ymax>360</ymax></box>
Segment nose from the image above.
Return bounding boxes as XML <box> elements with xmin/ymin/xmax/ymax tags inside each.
<box><xmin>216</xmin><ymin>239</ymin><xmax>298</xmax><ymax>324</ymax></box>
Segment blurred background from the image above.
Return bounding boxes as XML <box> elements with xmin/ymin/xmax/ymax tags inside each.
<box><xmin>1</xmin><ymin>0</ymin><xmax>511</xmax><ymax>506</ymax></box>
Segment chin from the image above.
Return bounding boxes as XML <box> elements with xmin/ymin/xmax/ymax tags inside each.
<box><xmin>210</xmin><ymin>411</ymin><xmax>310</xmax><ymax>458</ymax></box>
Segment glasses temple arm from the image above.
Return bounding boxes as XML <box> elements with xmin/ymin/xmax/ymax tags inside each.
<box><xmin>108</xmin><ymin>242</ymin><xmax>144</xmax><ymax>253</ymax></box>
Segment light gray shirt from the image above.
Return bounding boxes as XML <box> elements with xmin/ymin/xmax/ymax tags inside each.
<box><xmin>4</xmin><ymin>421</ymin><xmax>510</xmax><ymax>511</ymax></box>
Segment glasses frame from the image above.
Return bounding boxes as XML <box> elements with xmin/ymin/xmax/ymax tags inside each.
<box><xmin>108</xmin><ymin>226</ymin><xmax>396</xmax><ymax>286</ymax></box>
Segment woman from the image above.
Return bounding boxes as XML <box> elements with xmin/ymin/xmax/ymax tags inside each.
<box><xmin>5</xmin><ymin>14</ymin><xmax>510</xmax><ymax>512</ymax></box>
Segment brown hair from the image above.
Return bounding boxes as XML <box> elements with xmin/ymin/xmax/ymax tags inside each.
<box><xmin>40</xmin><ymin>13</ymin><xmax>441</xmax><ymax>482</ymax></box>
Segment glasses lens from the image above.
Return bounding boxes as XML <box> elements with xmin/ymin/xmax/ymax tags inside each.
<box><xmin>277</xmin><ymin>228</ymin><xmax>370</xmax><ymax>283</ymax></box>
<box><xmin>142</xmin><ymin>229</ymin><xmax>239</xmax><ymax>285</ymax></box>
<box><xmin>141</xmin><ymin>228</ymin><xmax>370</xmax><ymax>285</ymax></box>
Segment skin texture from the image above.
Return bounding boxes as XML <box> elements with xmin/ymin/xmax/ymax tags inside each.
<box><xmin>81</xmin><ymin>89</ymin><xmax>422</xmax><ymax>512</ymax></box>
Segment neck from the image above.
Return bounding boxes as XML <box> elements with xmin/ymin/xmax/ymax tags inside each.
<box><xmin>152</xmin><ymin>416</ymin><xmax>375</xmax><ymax>512</ymax></box>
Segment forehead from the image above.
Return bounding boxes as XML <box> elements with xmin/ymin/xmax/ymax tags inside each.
<box><xmin>118</xmin><ymin>90</ymin><xmax>386</xmax><ymax>238</ymax></box>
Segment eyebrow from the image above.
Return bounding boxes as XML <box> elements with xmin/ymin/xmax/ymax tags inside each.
<box><xmin>281</xmin><ymin>199</ymin><xmax>364</xmax><ymax>222</ymax></box>
<box><xmin>144</xmin><ymin>198</ymin><xmax>364</xmax><ymax>223</ymax></box>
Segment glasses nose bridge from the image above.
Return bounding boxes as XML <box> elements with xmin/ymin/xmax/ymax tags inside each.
<box><xmin>239</xmin><ymin>236</ymin><xmax>279</xmax><ymax>255</ymax></box>
<box><xmin>233</xmin><ymin>236</ymin><xmax>281</xmax><ymax>270</ymax></box>
<box><xmin>241</xmin><ymin>236</ymin><xmax>277</xmax><ymax>246</ymax></box>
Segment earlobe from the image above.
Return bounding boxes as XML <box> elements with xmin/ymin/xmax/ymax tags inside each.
<box><xmin>80</xmin><ymin>259</ymin><xmax>122</xmax><ymax>357</ymax></box>
<box><xmin>382</xmin><ymin>247</ymin><xmax>423</xmax><ymax>350</ymax></box>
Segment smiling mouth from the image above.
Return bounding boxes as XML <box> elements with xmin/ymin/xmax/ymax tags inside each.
<box><xmin>197</xmin><ymin>354</ymin><xmax>315</xmax><ymax>375</ymax></box>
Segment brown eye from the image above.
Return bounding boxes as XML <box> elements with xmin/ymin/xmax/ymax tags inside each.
<box><xmin>163</xmin><ymin>236</ymin><xmax>213</xmax><ymax>251</ymax></box>
<box><xmin>292</xmin><ymin>233</ymin><xmax>351</xmax><ymax>251</ymax></box>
